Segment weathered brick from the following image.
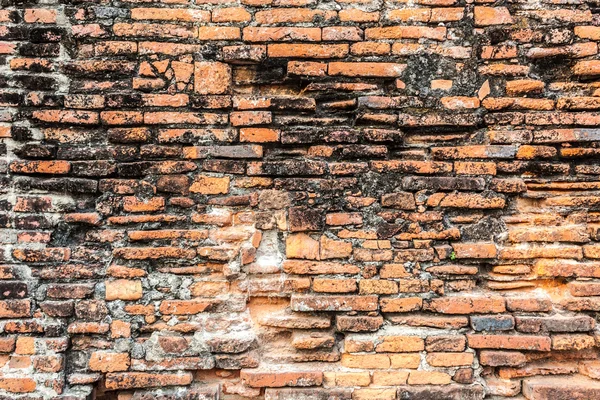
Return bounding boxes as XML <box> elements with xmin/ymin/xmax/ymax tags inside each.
<box><xmin>474</xmin><ymin>7</ymin><xmax>513</xmax><ymax>26</ymax></box>
<box><xmin>523</xmin><ymin>376</ymin><xmax>600</xmax><ymax>400</ymax></box>
<box><xmin>375</xmin><ymin>336</ymin><xmax>424</xmax><ymax>353</ymax></box>
<box><xmin>104</xmin><ymin>372</ymin><xmax>193</xmax><ymax>390</ymax></box>
<box><xmin>426</xmin><ymin>352</ymin><xmax>473</xmax><ymax>367</ymax></box>
<box><xmin>329</xmin><ymin>62</ymin><xmax>406</xmax><ymax>77</ymax></box>
<box><xmin>105</xmin><ymin>280</ymin><xmax>143</xmax><ymax>301</ymax></box>
<box><xmin>341</xmin><ymin>354</ymin><xmax>390</xmax><ymax>369</ymax></box>
<box><xmin>336</xmin><ymin>315</ymin><xmax>383</xmax><ymax>332</ymax></box>
<box><xmin>291</xmin><ymin>295</ymin><xmax>378</xmax><ymax>312</ymax></box>
<box><xmin>241</xmin><ymin>370</ymin><xmax>323</xmax><ymax>388</ymax></box>
<box><xmin>467</xmin><ymin>334</ymin><xmax>551</xmax><ymax>351</ymax></box>
<box><xmin>425</xmin><ymin>296</ymin><xmax>505</xmax><ymax>314</ymax></box>
<box><xmin>408</xmin><ymin>371</ymin><xmax>452</xmax><ymax>385</ymax></box>
<box><xmin>194</xmin><ymin>62</ymin><xmax>231</xmax><ymax>95</ymax></box>
<box><xmin>4</xmin><ymin>1</ymin><xmax>598</xmax><ymax>397</ymax></box>
<box><xmin>268</xmin><ymin>44</ymin><xmax>348</xmax><ymax>58</ymax></box>
<box><xmin>365</xmin><ymin>26</ymin><xmax>446</xmax><ymax>41</ymax></box>
<box><xmin>89</xmin><ymin>352</ymin><xmax>130</xmax><ymax>372</ymax></box>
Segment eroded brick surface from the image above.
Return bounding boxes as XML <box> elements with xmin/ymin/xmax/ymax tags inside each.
<box><xmin>2</xmin><ymin>1</ymin><xmax>600</xmax><ymax>399</ymax></box>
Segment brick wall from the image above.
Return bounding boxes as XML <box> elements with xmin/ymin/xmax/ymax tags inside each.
<box><xmin>2</xmin><ymin>0</ymin><xmax>600</xmax><ymax>399</ymax></box>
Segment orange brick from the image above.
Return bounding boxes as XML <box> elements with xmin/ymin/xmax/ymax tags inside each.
<box><xmin>15</xmin><ymin>337</ymin><xmax>35</xmax><ymax>355</ymax></box>
<box><xmin>194</xmin><ymin>61</ymin><xmax>231</xmax><ymax>95</ymax></box>
<box><xmin>110</xmin><ymin>321</ymin><xmax>131</xmax><ymax>338</ymax></box>
<box><xmin>288</xmin><ymin>61</ymin><xmax>327</xmax><ymax>76</ymax></box>
<box><xmin>380</xmin><ymin>297</ymin><xmax>423</xmax><ymax>312</ymax></box>
<box><xmin>244</xmin><ymin>27</ymin><xmax>321</xmax><ymax>42</ymax></box>
<box><xmin>375</xmin><ymin>336</ymin><xmax>424</xmax><ymax>352</ymax></box>
<box><xmin>313</xmin><ymin>278</ymin><xmax>356</xmax><ymax>293</ymax></box>
<box><xmin>105</xmin><ymin>372</ymin><xmax>193</xmax><ymax>390</ymax></box>
<box><xmin>320</xmin><ymin>236</ymin><xmax>352</xmax><ymax>259</ymax></box>
<box><xmin>123</xmin><ymin>196</ymin><xmax>165</xmax><ymax>212</ymax></box>
<box><xmin>105</xmin><ymin>280</ymin><xmax>143</xmax><ymax>301</ymax></box>
<box><xmin>408</xmin><ymin>371</ymin><xmax>452</xmax><ymax>385</ymax></box>
<box><xmin>131</xmin><ymin>8</ymin><xmax>209</xmax><ymax>22</ymax></box>
<box><xmin>268</xmin><ymin>44</ymin><xmax>349</xmax><ymax>58</ymax></box>
<box><xmin>573</xmin><ymin>60</ymin><xmax>600</xmax><ymax>76</ymax></box>
<box><xmin>365</xmin><ymin>26</ymin><xmax>446</xmax><ymax>41</ymax></box>
<box><xmin>212</xmin><ymin>7</ymin><xmax>252</xmax><ymax>22</ymax></box>
<box><xmin>10</xmin><ymin>161</ymin><xmax>70</xmax><ymax>175</ymax></box>
<box><xmin>474</xmin><ymin>7</ymin><xmax>513</xmax><ymax>26</ymax></box>
<box><xmin>359</xmin><ymin>280</ymin><xmax>398</xmax><ymax>294</ymax></box>
<box><xmin>189</xmin><ymin>175</ymin><xmax>230</xmax><ymax>194</ymax></box>
<box><xmin>230</xmin><ymin>111</ymin><xmax>271</xmax><ymax>126</ymax></box>
<box><xmin>324</xmin><ymin>371</ymin><xmax>370</xmax><ymax>387</ymax></box>
<box><xmin>351</xmin><ymin>42</ymin><xmax>391</xmax><ymax>56</ymax></box>
<box><xmin>89</xmin><ymin>352</ymin><xmax>130</xmax><ymax>372</ymax></box>
<box><xmin>239</xmin><ymin>128</ymin><xmax>279</xmax><ymax>143</ymax></box>
<box><xmin>452</xmin><ymin>242</ymin><xmax>497</xmax><ymax>259</ymax></box>
<box><xmin>441</xmin><ymin>96</ymin><xmax>480</xmax><ymax>110</ymax></box>
<box><xmin>24</xmin><ymin>9</ymin><xmax>57</xmax><ymax>24</ymax></box>
<box><xmin>372</xmin><ymin>371</ymin><xmax>409</xmax><ymax>385</ymax></box>
<box><xmin>0</xmin><ymin>377</ymin><xmax>36</xmax><ymax>393</ymax></box>
<box><xmin>339</xmin><ymin>9</ymin><xmax>379</xmax><ymax>22</ymax></box>
<box><xmin>426</xmin><ymin>296</ymin><xmax>505</xmax><ymax>314</ymax></box>
<box><xmin>101</xmin><ymin>111</ymin><xmax>143</xmax><ymax>125</ymax></box>
<box><xmin>326</xmin><ymin>213</ymin><xmax>363</xmax><ymax>226</ymax></box>
<box><xmin>342</xmin><ymin>354</ymin><xmax>390</xmax><ymax>369</ymax></box>
<box><xmin>329</xmin><ymin>62</ymin><xmax>406</xmax><ymax>77</ymax></box>
<box><xmin>241</xmin><ymin>370</ymin><xmax>322</xmax><ymax>387</ymax></box>
<box><xmin>255</xmin><ymin>8</ymin><xmax>336</xmax><ymax>24</ymax></box>
<box><xmin>114</xmin><ymin>23</ymin><xmax>196</xmax><ymax>38</ymax></box>
<box><xmin>455</xmin><ymin>161</ymin><xmax>496</xmax><ymax>175</ymax></box>
<box><xmin>469</xmin><ymin>335</ymin><xmax>551</xmax><ymax>351</ymax></box>
<box><xmin>481</xmin><ymin>44</ymin><xmax>518</xmax><ymax>60</ymax></box>
<box><xmin>390</xmin><ymin>353</ymin><xmax>421</xmax><ymax>369</ymax></box>
<box><xmin>426</xmin><ymin>352</ymin><xmax>474</xmax><ymax>367</ymax></box>
<box><xmin>575</xmin><ymin>26</ymin><xmax>600</xmax><ymax>40</ymax></box>
<box><xmin>197</xmin><ymin>26</ymin><xmax>240</xmax><ymax>40</ymax></box>
<box><xmin>159</xmin><ymin>300</ymin><xmax>213</xmax><ymax>315</ymax></box>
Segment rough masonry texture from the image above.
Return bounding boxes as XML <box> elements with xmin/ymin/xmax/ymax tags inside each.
<box><xmin>4</xmin><ymin>0</ymin><xmax>600</xmax><ymax>399</ymax></box>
